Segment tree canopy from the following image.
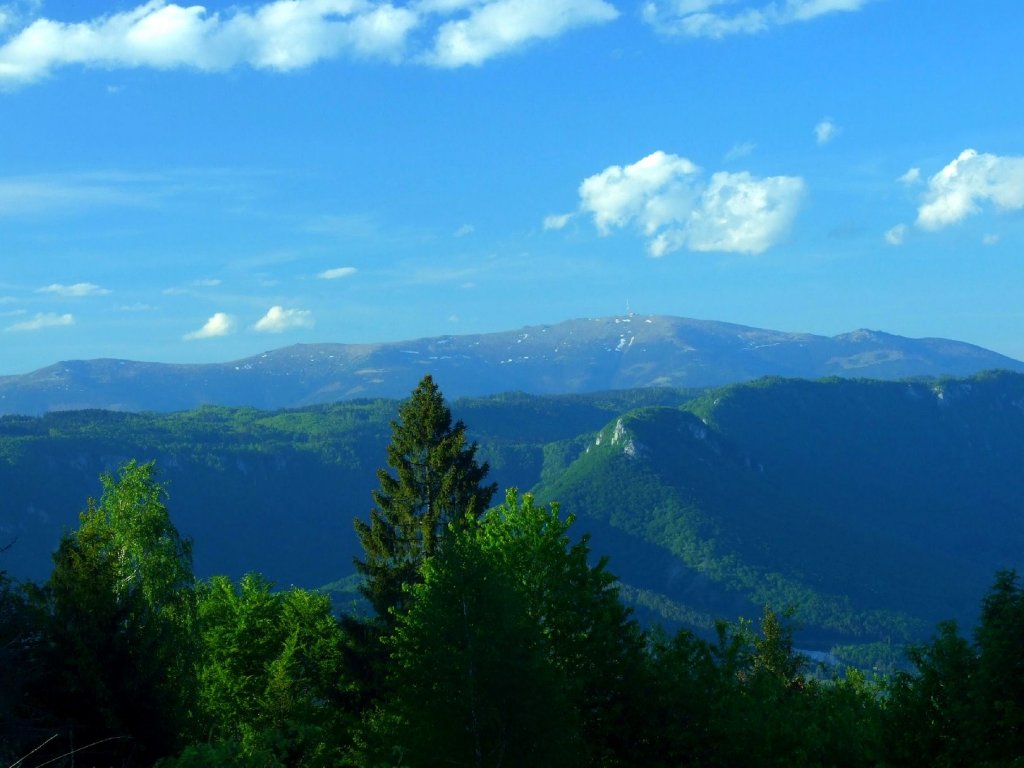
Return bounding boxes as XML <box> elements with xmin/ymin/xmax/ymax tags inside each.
<box><xmin>353</xmin><ymin>374</ymin><xmax>496</xmax><ymax>621</ymax></box>
<box><xmin>6</xmin><ymin>382</ymin><xmax>1024</xmax><ymax>768</ymax></box>
<box><xmin>32</xmin><ymin>460</ymin><xmax>197</xmax><ymax>765</ymax></box>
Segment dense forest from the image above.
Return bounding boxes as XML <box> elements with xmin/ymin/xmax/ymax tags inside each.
<box><xmin>5</xmin><ymin>371</ymin><xmax>1024</xmax><ymax>672</ymax></box>
<box><xmin>2</xmin><ymin>375</ymin><xmax>1024</xmax><ymax>767</ymax></box>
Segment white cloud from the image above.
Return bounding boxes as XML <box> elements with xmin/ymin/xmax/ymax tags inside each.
<box><xmin>0</xmin><ymin>0</ymin><xmax>418</xmax><ymax>86</ymax></box>
<box><xmin>983</xmin><ymin>233</ymin><xmax>1000</xmax><ymax>246</ymax></box>
<box><xmin>36</xmin><ymin>281</ymin><xmax>110</xmax><ymax>297</ymax></box>
<box><xmin>815</xmin><ymin>118</ymin><xmax>838</xmax><ymax>145</ymax></box>
<box><xmin>543</xmin><ymin>212</ymin><xmax>572</xmax><ymax>230</ymax></box>
<box><xmin>184</xmin><ymin>311</ymin><xmax>235</xmax><ymax>339</ymax></box>
<box><xmin>163</xmin><ymin>276</ymin><xmax>224</xmax><ymax>295</ymax></box>
<box><xmin>643</xmin><ymin>0</ymin><xmax>869</xmax><ymax>38</ymax></box>
<box><xmin>724</xmin><ymin>141</ymin><xmax>755</xmax><ymax>161</ymax></box>
<box><xmin>253</xmin><ymin>305</ymin><xmax>314</xmax><ymax>332</ymax></box>
<box><xmin>454</xmin><ymin>223</ymin><xmax>474</xmax><ymax>237</ymax></box>
<box><xmin>424</xmin><ymin>0</ymin><xmax>618</xmax><ymax>67</ymax></box>
<box><xmin>884</xmin><ymin>224</ymin><xmax>906</xmax><ymax>246</ymax></box>
<box><xmin>0</xmin><ymin>0</ymin><xmax>618</xmax><ymax>85</ymax></box>
<box><xmin>5</xmin><ymin>311</ymin><xmax>74</xmax><ymax>332</ymax></box>
<box><xmin>916</xmin><ymin>149</ymin><xmax>1024</xmax><ymax>231</ymax></box>
<box><xmin>575</xmin><ymin>150</ymin><xmax>804</xmax><ymax>256</ymax></box>
<box><xmin>898</xmin><ymin>167</ymin><xmax>920</xmax><ymax>185</ymax></box>
<box><xmin>579</xmin><ymin>151</ymin><xmax>701</xmax><ymax>235</ymax></box>
<box><xmin>684</xmin><ymin>171</ymin><xmax>805</xmax><ymax>254</ymax></box>
<box><xmin>119</xmin><ymin>302</ymin><xmax>156</xmax><ymax>311</ymax></box>
<box><xmin>318</xmin><ymin>266</ymin><xmax>358</xmax><ymax>279</ymax></box>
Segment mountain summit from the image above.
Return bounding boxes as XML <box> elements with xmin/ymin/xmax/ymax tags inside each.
<box><xmin>2</xmin><ymin>315</ymin><xmax>1021</xmax><ymax>415</ymax></box>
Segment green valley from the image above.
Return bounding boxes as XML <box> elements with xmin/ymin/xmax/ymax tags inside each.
<box><xmin>3</xmin><ymin>372</ymin><xmax>1023</xmax><ymax>663</ymax></box>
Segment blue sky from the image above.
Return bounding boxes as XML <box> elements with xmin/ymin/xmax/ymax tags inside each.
<box><xmin>2</xmin><ymin>0</ymin><xmax>1023</xmax><ymax>374</ymax></box>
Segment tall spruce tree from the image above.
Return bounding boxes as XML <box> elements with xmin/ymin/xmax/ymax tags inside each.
<box><xmin>354</xmin><ymin>374</ymin><xmax>496</xmax><ymax>621</ymax></box>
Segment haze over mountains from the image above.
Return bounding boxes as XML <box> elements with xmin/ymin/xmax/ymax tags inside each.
<box><xmin>3</xmin><ymin>315</ymin><xmax>1022</xmax><ymax>415</ymax></box>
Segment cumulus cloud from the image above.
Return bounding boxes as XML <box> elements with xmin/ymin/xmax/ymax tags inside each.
<box><xmin>5</xmin><ymin>312</ymin><xmax>74</xmax><ymax>332</ymax></box>
<box><xmin>0</xmin><ymin>0</ymin><xmax>618</xmax><ymax>85</ymax></box>
<box><xmin>0</xmin><ymin>0</ymin><xmax>419</xmax><ymax>85</ymax></box>
<box><xmin>425</xmin><ymin>0</ymin><xmax>618</xmax><ymax>67</ymax></box>
<box><xmin>318</xmin><ymin>266</ymin><xmax>358</xmax><ymax>279</ymax></box>
<box><xmin>454</xmin><ymin>223</ymin><xmax>474</xmax><ymax>237</ymax></box>
<box><xmin>574</xmin><ymin>150</ymin><xmax>804</xmax><ymax>256</ymax></box>
<box><xmin>815</xmin><ymin>118</ymin><xmax>838</xmax><ymax>145</ymax></box>
<box><xmin>982</xmin><ymin>233</ymin><xmax>1000</xmax><ymax>246</ymax></box>
<box><xmin>184</xmin><ymin>311</ymin><xmax>235</xmax><ymax>339</ymax></box>
<box><xmin>36</xmin><ymin>282</ymin><xmax>110</xmax><ymax>297</ymax></box>
<box><xmin>253</xmin><ymin>305</ymin><xmax>314</xmax><ymax>332</ymax></box>
<box><xmin>884</xmin><ymin>224</ymin><xmax>906</xmax><ymax>246</ymax></box>
<box><xmin>916</xmin><ymin>149</ymin><xmax>1024</xmax><ymax>231</ymax></box>
<box><xmin>580</xmin><ymin>151</ymin><xmax>700</xmax><ymax>235</ymax></box>
<box><xmin>643</xmin><ymin>0</ymin><xmax>869</xmax><ymax>38</ymax></box>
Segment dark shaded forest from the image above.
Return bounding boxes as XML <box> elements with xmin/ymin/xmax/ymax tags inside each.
<box><xmin>2</xmin><ymin>376</ymin><xmax>1023</xmax><ymax>767</ymax></box>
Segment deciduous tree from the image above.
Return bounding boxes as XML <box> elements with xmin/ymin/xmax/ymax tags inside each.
<box><xmin>33</xmin><ymin>460</ymin><xmax>197</xmax><ymax>766</ymax></box>
<box><xmin>366</xmin><ymin>508</ymin><xmax>574</xmax><ymax>768</ymax></box>
<box><xmin>174</xmin><ymin>573</ymin><xmax>351</xmax><ymax>767</ymax></box>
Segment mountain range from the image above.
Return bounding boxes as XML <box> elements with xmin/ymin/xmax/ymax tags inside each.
<box><xmin>3</xmin><ymin>315</ymin><xmax>1021</xmax><ymax>415</ymax></box>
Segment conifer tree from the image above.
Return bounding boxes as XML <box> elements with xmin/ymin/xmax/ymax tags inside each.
<box><xmin>353</xmin><ymin>374</ymin><xmax>496</xmax><ymax>621</ymax></box>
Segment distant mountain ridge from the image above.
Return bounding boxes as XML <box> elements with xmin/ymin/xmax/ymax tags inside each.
<box><xmin>2</xmin><ymin>315</ymin><xmax>1022</xmax><ymax>414</ymax></box>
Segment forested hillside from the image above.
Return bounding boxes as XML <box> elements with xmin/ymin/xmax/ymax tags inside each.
<box><xmin>0</xmin><ymin>388</ymin><xmax>698</xmax><ymax>586</ymax></box>
<box><xmin>3</xmin><ymin>375</ymin><xmax>1024</xmax><ymax>767</ymax></box>
<box><xmin>3</xmin><ymin>372</ymin><xmax>1023</xmax><ymax>662</ymax></box>
<box><xmin>537</xmin><ymin>370</ymin><xmax>1024</xmax><ymax>651</ymax></box>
